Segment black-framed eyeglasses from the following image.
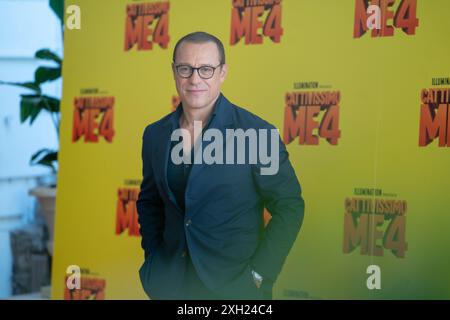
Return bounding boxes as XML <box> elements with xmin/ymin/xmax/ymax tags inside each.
<box><xmin>174</xmin><ymin>63</ymin><xmax>222</xmax><ymax>79</ymax></box>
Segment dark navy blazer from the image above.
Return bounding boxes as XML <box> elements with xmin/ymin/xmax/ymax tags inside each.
<box><xmin>137</xmin><ymin>93</ymin><xmax>305</xmax><ymax>299</ymax></box>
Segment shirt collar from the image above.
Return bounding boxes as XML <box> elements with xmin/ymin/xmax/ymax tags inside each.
<box><xmin>172</xmin><ymin>93</ymin><xmax>222</xmax><ymax>129</ymax></box>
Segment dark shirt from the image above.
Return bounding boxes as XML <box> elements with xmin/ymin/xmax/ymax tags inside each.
<box><xmin>167</xmin><ymin>96</ymin><xmax>220</xmax><ymax>213</ymax></box>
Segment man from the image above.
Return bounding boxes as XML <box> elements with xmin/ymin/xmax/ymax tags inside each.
<box><xmin>137</xmin><ymin>31</ymin><xmax>305</xmax><ymax>300</ymax></box>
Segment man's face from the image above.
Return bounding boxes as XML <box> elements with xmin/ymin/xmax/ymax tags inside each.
<box><xmin>172</xmin><ymin>41</ymin><xmax>227</xmax><ymax>110</ymax></box>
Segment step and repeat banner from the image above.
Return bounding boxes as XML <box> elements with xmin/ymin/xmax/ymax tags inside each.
<box><xmin>51</xmin><ymin>0</ymin><xmax>450</xmax><ymax>299</ymax></box>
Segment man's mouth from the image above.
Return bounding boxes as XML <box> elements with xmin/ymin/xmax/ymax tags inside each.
<box><xmin>186</xmin><ymin>89</ymin><xmax>207</xmax><ymax>95</ymax></box>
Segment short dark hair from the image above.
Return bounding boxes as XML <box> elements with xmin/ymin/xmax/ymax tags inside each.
<box><xmin>172</xmin><ymin>31</ymin><xmax>225</xmax><ymax>65</ymax></box>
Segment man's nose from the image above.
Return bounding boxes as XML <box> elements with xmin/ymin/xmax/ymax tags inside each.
<box><xmin>188</xmin><ymin>69</ymin><xmax>202</xmax><ymax>85</ymax></box>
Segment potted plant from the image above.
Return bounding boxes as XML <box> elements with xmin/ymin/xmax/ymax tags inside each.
<box><xmin>0</xmin><ymin>0</ymin><xmax>64</xmax><ymax>256</ymax></box>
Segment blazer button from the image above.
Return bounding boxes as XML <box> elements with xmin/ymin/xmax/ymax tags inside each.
<box><xmin>185</xmin><ymin>219</ymin><xmax>192</xmax><ymax>227</ymax></box>
<box><xmin>181</xmin><ymin>251</ymin><xmax>187</xmax><ymax>258</ymax></box>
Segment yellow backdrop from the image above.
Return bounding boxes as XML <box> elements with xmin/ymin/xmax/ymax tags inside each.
<box><xmin>52</xmin><ymin>0</ymin><xmax>450</xmax><ymax>299</ymax></box>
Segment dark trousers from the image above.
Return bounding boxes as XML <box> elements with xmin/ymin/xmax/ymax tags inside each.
<box><xmin>180</xmin><ymin>253</ymin><xmax>222</xmax><ymax>300</ymax></box>
<box><xmin>180</xmin><ymin>253</ymin><xmax>273</xmax><ymax>300</ymax></box>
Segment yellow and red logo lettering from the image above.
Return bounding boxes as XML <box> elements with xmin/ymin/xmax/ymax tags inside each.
<box><xmin>124</xmin><ymin>1</ymin><xmax>170</xmax><ymax>51</ymax></box>
<box><xmin>419</xmin><ymin>88</ymin><xmax>450</xmax><ymax>147</ymax></box>
<box><xmin>283</xmin><ymin>91</ymin><xmax>341</xmax><ymax>146</ymax></box>
<box><xmin>343</xmin><ymin>197</ymin><xmax>408</xmax><ymax>258</ymax></box>
<box><xmin>72</xmin><ymin>96</ymin><xmax>115</xmax><ymax>143</ymax></box>
<box><xmin>230</xmin><ymin>0</ymin><xmax>283</xmax><ymax>45</ymax></box>
<box><xmin>353</xmin><ymin>0</ymin><xmax>419</xmax><ymax>38</ymax></box>
<box><xmin>116</xmin><ymin>187</ymin><xmax>140</xmax><ymax>237</ymax></box>
<box><xmin>64</xmin><ymin>276</ymin><xmax>106</xmax><ymax>300</ymax></box>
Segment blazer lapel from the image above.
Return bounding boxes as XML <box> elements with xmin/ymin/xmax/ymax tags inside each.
<box><xmin>155</xmin><ymin>108</ymin><xmax>184</xmax><ymax>214</ymax></box>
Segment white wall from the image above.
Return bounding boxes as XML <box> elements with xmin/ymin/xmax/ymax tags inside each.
<box><xmin>0</xmin><ymin>0</ymin><xmax>63</xmax><ymax>298</ymax></box>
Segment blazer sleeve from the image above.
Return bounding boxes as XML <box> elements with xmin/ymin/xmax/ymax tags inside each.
<box><xmin>136</xmin><ymin>125</ymin><xmax>165</xmax><ymax>259</ymax></box>
<box><xmin>250</xmin><ymin>124</ymin><xmax>305</xmax><ymax>283</ymax></box>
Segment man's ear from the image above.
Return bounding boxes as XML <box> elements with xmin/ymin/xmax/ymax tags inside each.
<box><xmin>220</xmin><ymin>64</ymin><xmax>228</xmax><ymax>82</ymax></box>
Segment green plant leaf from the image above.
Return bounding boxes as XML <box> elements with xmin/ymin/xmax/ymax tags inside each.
<box><xmin>0</xmin><ymin>81</ymin><xmax>41</xmax><ymax>94</ymax></box>
<box><xmin>20</xmin><ymin>95</ymin><xmax>42</xmax><ymax>124</ymax></box>
<box><xmin>41</xmin><ymin>95</ymin><xmax>60</xmax><ymax>113</ymax></box>
<box><xmin>35</xmin><ymin>66</ymin><xmax>61</xmax><ymax>84</ymax></box>
<box><xmin>35</xmin><ymin>49</ymin><xmax>62</xmax><ymax>65</ymax></box>
<box><xmin>20</xmin><ymin>94</ymin><xmax>60</xmax><ymax>124</ymax></box>
<box><xmin>30</xmin><ymin>148</ymin><xmax>58</xmax><ymax>171</ymax></box>
<box><xmin>49</xmin><ymin>0</ymin><xmax>64</xmax><ymax>24</ymax></box>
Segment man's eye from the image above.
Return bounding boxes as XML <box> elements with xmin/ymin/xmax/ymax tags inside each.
<box><xmin>200</xmin><ymin>67</ymin><xmax>213</xmax><ymax>73</ymax></box>
<box><xmin>179</xmin><ymin>66</ymin><xmax>191</xmax><ymax>72</ymax></box>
